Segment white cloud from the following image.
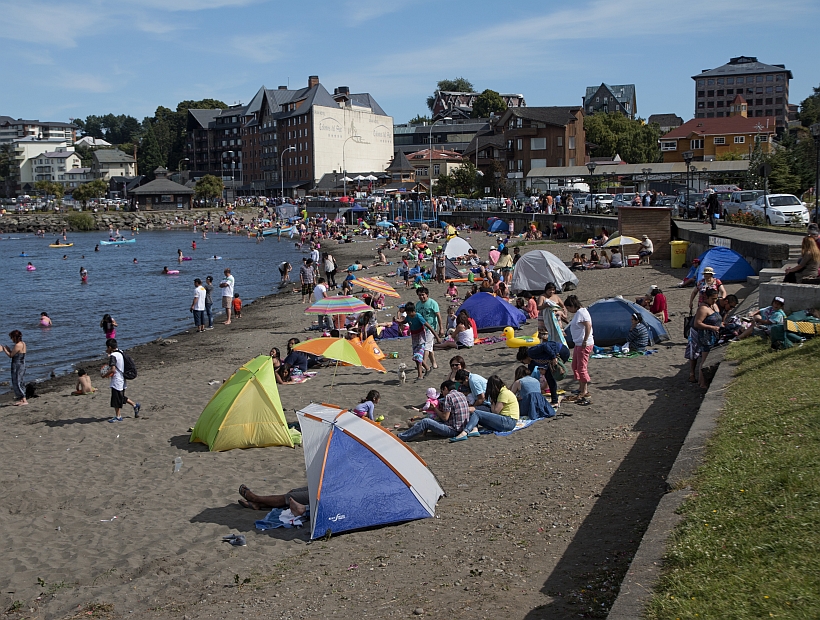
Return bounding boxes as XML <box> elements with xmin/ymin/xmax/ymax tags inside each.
<box><xmin>228</xmin><ymin>33</ymin><xmax>287</xmax><ymax>63</ymax></box>
<box><xmin>0</xmin><ymin>1</ymin><xmax>108</xmax><ymax>47</ymax></box>
<box><xmin>59</xmin><ymin>73</ymin><xmax>114</xmax><ymax>94</ymax></box>
<box><xmin>343</xmin><ymin>0</ymin><xmax>415</xmax><ymax>25</ymax></box>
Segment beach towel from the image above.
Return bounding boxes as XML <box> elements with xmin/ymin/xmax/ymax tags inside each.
<box><xmin>291</xmin><ymin>371</ymin><xmax>318</xmax><ymax>384</ymax></box>
<box><xmin>255</xmin><ymin>507</ymin><xmax>309</xmax><ymax>530</ymax></box>
<box><xmin>488</xmin><ymin>417</ymin><xmax>544</xmax><ymax>436</ymax></box>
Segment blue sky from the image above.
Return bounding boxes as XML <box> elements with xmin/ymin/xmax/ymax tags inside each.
<box><xmin>1</xmin><ymin>0</ymin><xmax>818</xmax><ymax>127</ymax></box>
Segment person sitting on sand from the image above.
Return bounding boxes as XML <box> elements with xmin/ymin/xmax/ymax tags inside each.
<box><xmin>72</xmin><ymin>368</ymin><xmax>97</xmax><ymax>395</ymax></box>
<box><xmin>397</xmin><ymin>380</ymin><xmax>470</xmax><ymax>442</ymax></box>
<box><xmin>237</xmin><ymin>484</ymin><xmax>309</xmax><ymax>516</ymax></box>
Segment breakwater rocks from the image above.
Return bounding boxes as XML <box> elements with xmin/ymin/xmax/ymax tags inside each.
<box><xmin>0</xmin><ymin>209</ymin><xmax>230</xmax><ymax>233</ymax></box>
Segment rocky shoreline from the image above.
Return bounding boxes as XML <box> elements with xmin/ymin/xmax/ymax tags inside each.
<box><xmin>0</xmin><ymin>208</ymin><xmax>235</xmax><ymax>233</ymax></box>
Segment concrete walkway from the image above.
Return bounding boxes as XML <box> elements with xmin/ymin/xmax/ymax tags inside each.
<box><xmin>675</xmin><ymin>220</ymin><xmax>803</xmax><ymax>260</ymax></box>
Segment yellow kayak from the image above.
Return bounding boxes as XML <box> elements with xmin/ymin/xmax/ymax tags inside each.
<box><xmin>49</xmin><ymin>243</ymin><xmax>74</xmax><ymax>247</ymax></box>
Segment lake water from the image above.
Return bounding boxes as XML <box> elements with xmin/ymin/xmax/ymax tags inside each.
<box><xmin>6</xmin><ymin>229</ymin><xmax>307</xmax><ymax>387</ymax></box>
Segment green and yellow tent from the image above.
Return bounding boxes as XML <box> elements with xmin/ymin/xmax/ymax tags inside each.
<box><xmin>190</xmin><ymin>355</ymin><xmax>298</xmax><ymax>451</ymax></box>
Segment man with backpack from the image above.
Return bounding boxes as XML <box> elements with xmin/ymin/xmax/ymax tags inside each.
<box><xmin>105</xmin><ymin>338</ymin><xmax>140</xmax><ymax>423</ymax></box>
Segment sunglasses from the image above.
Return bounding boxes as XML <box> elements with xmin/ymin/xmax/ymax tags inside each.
<box><xmin>450</xmin><ymin>363</ymin><xmax>461</xmax><ymax>368</ymax></box>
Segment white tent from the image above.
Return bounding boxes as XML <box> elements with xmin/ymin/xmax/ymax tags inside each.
<box><xmin>297</xmin><ymin>403</ymin><xmax>444</xmax><ymax>539</ymax></box>
<box><xmin>443</xmin><ymin>236</ymin><xmax>473</xmax><ymax>259</ymax></box>
<box><xmin>509</xmin><ymin>249</ymin><xmax>579</xmax><ymax>292</ymax></box>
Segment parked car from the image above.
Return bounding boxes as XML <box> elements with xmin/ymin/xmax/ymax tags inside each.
<box><xmin>724</xmin><ymin>190</ymin><xmax>764</xmax><ymax>217</ymax></box>
<box><xmin>574</xmin><ymin>193</ymin><xmax>615</xmax><ymax>214</ymax></box>
<box><xmin>675</xmin><ymin>194</ymin><xmax>701</xmax><ymax>219</ymax></box>
<box><xmin>749</xmin><ymin>194</ymin><xmax>810</xmax><ymax>226</ymax></box>
<box><xmin>612</xmin><ymin>193</ymin><xmax>637</xmax><ymax>212</ymax></box>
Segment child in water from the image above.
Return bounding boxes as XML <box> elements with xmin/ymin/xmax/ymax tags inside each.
<box><xmin>352</xmin><ymin>390</ymin><xmax>381</xmax><ymax>421</ymax></box>
<box><xmin>39</xmin><ymin>312</ymin><xmax>52</xmax><ymax>327</ymax></box>
<box><xmin>72</xmin><ymin>368</ymin><xmax>97</xmax><ymax>395</ymax></box>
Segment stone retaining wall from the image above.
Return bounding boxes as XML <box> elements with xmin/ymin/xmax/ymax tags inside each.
<box><xmin>0</xmin><ymin>209</ymin><xmax>221</xmax><ymax>233</ymax></box>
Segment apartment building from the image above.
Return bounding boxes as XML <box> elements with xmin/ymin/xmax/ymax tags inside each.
<box><xmin>583</xmin><ymin>83</ymin><xmax>637</xmax><ymax>119</ymax></box>
<box><xmin>0</xmin><ymin>116</ymin><xmax>76</xmax><ymax>145</ymax></box>
<box><xmin>692</xmin><ymin>56</ymin><xmax>792</xmax><ymax>131</ymax></box>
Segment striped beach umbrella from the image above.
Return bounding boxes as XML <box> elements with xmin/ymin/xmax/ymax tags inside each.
<box><xmin>353</xmin><ymin>277</ymin><xmax>401</xmax><ymax>298</ymax></box>
<box><xmin>305</xmin><ymin>295</ymin><xmax>372</xmax><ymax>316</ymax></box>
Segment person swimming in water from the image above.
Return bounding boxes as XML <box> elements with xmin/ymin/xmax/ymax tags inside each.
<box><xmin>40</xmin><ymin>312</ymin><xmax>52</xmax><ymax>327</ymax></box>
<box><xmin>80</xmin><ymin>266</ymin><xmax>88</xmax><ymax>283</ymax></box>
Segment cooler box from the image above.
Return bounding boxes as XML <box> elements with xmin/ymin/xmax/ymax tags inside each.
<box><xmin>669</xmin><ymin>240</ymin><xmax>690</xmax><ymax>269</ymax></box>
<box><xmin>627</xmin><ymin>255</ymin><xmax>639</xmax><ymax>267</ymax></box>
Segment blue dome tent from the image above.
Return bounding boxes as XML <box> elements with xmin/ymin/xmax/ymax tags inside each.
<box><xmin>488</xmin><ymin>219</ymin><xmax>507</xmax><ymax>233</ymax></box>
<box><xmin>684</xmin><ymin>246</ymin><xmax>755</xmax><ymax>283</ymax></box>
<box><xmin>456</xmin><ymin>292</ymin><xmax>527</xmax><ymax>332</ymax></box>
<box><xmin>565</xmin><ymin>298</ymin><xmax>669</xmax><ymax>347</ymax></box>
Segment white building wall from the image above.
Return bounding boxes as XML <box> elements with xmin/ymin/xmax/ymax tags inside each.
<box><xmin>14</xmin><ymin>140</ymin><xmax>69</xmax><ymax>184</ymax></box>
<box><xmin>311</xmin><ymin>105</ymin><xmax>393</xmax><ymax>181</ymax></box>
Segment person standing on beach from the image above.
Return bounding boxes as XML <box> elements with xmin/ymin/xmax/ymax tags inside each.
<box><xmin>2</xmin><ymin>330</ymin><xmax>27</xmax><ymax>405</ymax></box>
<box><xmin>220</xmin><ymin>268</ymin><xmax>235</xmax><ymax>324</ymax></box>
<box><xmin>415</xmin><ymin>287</ymin><xmax>443</xmax><ymax>371</ymax></box>
<box><xmin>300</xmin><ymin>259</ymin><xmax>315</xmax><ymax>304</ymax></box>
<box><xmin>203</xmin><ymin>276</ymin><xmax>215</xmax><ymax>329</ymax></box>
<box><xmin>191</xmin><ymin>278</ymin><xmax>206</xmax><ymax>332</ymax></box>
<box><xmin>104</xmin><ymin>338</ymin><xmax>139</xmax><ymax>422</ymax></box>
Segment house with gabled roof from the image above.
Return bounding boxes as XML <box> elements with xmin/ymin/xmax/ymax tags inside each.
<box><xmin>583</xmin><ymin>84</ymin><xmax>637</xmax><ymax>119</ymax></box>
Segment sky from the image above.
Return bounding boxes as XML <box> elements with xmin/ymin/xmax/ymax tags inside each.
<box><xmin>1</xmin><ymin>0</ymin><xmax>819</xmax><ymax>127</ymax></box>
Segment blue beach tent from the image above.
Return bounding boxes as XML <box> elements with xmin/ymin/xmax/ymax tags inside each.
<box><xmin>297</xmin><ymin>403</ymin><xmax>444</xmax><ymax>539</ymax></box>
<box><xmin>457</xmin><ymin>292</ymin><xmax>527</xmax><ymax>332</ymax></box>
<box><xmin>488</xmin><ymin>219</ymin><xmax>507</xmax><ymax>233</ymax></box>
<box><xmin>684</xmin><ymin>246</ymin><xmax>755</xmax><ymax>283</ymax></box>
<box><xmin>565</xmin><ymin>297</ymin><xmax>669</xmax><ymax>347</ymax></box>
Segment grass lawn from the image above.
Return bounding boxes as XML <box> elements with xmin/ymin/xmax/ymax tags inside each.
<box><xmin>646</xmin><ymin>337</ymin><xmax>820</xmax><ymax>619</ymax></box>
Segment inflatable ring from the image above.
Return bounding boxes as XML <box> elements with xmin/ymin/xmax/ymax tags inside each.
<box><xmin>502</xmin><ymin>327</ymin><xmax>540</xmax><ymax>348</ymax></box>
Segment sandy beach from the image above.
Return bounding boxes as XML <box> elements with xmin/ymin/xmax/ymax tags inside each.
<box><xmin>0</xmin><ymin>229</ymin><xmax>753</xmax><ymax>619</ymax></box>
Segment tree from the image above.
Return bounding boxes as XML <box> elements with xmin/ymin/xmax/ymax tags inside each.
<box><xmin>137</xmin><ymin>122</ymin><xmax>164</xmax><ymax>179</ymax></box>
<box><xmin>34</xmin><ymin>180</ymin><xmax>64</xmax><ymax>201</ymax></box>
<box><xmin>426</xmin><ymin>77</ymin><xmax>475</xmax><ymax>111</ymax></box>
<box><xmin>408</xmin><ymin>114</ymin><xmax>431</xmax><ymax>125</ymax></box>
<box><xmin>798</xmin><ymin>84</ymin><xmax>820</xmax><ymax>128</ymax></box>
<box><xmin>72</xmin><ymin>143</ymin><xmax>93</xmax><ymax>166</ymax></box>
<box><xmin>584</xmin><ymin>113</ymin><xmax>662</xmax><ymax>164</ymax></box>
<box><xmin>471</xmin><ymin>90</ymin><xmax>507</xmax><ymax>119</ymax></box>
<box><xmin>72</xmin><ymin>179</ymin><xmax>108</xmax><ymax>207</ymax></box>
<box><xmin>195</xmin><ymin>174</ymin><xmax>224</xmax><ymax>206</ymax></box>
<box><xmin>74</xmin><ymin>114</ymin><xmax>140</xmax><ymax>144</ymax></box>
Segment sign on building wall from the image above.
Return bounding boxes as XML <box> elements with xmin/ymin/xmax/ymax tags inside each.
<box><xmin>709</xmin><ymin>236</ymin><xmax>731</xmax><ymax>248</ymax></box>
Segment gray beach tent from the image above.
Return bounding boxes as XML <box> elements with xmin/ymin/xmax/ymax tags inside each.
<box><xmin>509</xmin><ymin>250</ymin><xmax>578</xmax><ymax>293</ymax></box>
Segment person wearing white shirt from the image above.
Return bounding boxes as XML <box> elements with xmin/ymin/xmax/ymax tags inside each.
<box><xmin>312</xmin><ymin>277</ymin><xmax>329</xmax><ymax>329</ymax></box>
<box><xmin>191</xmin><ymin>278</ymin><xmax>206</xmax><ymax>332</ymax></box>
<box><xmin>219</xmin><ymin>268</ymin><xmax>235</xmax><ymax>325</ymax></box>
<box><xmin>639</xmin><ymin>235</ymin><xmax>654</xmax><ymax>264</ymax></box>
<box><xmin>565</xmin><ymin>295</ymin><xmax>594</xmax><ymax>406</ymax></box>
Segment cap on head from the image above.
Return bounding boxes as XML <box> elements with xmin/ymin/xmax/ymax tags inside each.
<box><xmin>774</xmin><ymin>296</ymin><xmax>785</xmax><ymax>305</ymax></box>
<box><xmin>703</xmin><ymin>267</ymin><xmax>715</xmax><ymax>274</ymax></box>
<box><xmin>642</xmin><ymin>235</ymin><xmax>648</xmax><ymax>239</ymax></box>
<box><xmin>489</xmin><ymin>245</ymin><xmax>496</xmax><ymax>250</ymax></box>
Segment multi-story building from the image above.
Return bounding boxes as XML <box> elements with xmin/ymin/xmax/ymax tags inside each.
<box><xmin>393</xmin><ymin>119</ymin><xmax>491</xmax><ymax>156</ymax></box>
<box><xmin>10</xmin><ymin>138</ymin><xmax>77</xmax><ymax>193</ymax></box>
<box><xmin>404</xmin><ymin>148</ymin><xmax>465</xmax><ymax>190</ymax></box>
<box><xmin>659</xmin><ymin>101</ymin><xmax>775</xmax><ymax>163</ymax></box>
<box><xmin>430</xmin><ymin>91</ymin><xmax>525</xmax><ymax>119</ymax></box>
<box><xmin>465</xmin><ymin>107</ymin><xmax>586</xmax><ymax>193</ymax></box>
<box><xmin>0</xmin><ymin>116</ymin><xmax>76</xmax><ymax>145</ymax></box>
<box><xmin>583</xmin><ymin>84</ymin><xmax>637</xmax><ymax>119</ymax></box>
<box><xmin>647</xmin><ymin>114</ymin><xmax>684</xmax><ymax>134</ymax></box>
<box><xmin>188</xmin><ymin>76</ymin><xmax>392</xmax><ymax>197</ymax></box>
<box><xmin>692</xmin><ymin>56</ymin><xmax>792</xmax><ymax>131</ymax></box>
<box><xmin>92</xmin><ymin>149</ymin><xmax>136</xmax><ymax>180</ymax></box>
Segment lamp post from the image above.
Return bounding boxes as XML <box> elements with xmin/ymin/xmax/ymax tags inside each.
<box><xmin>429</xmin><ymin>117</ymin><xmax>452</xmax><ymax>209</ymax></box>
<box><xmin>280</xmin><ymin>146</ymin><xmax>296</xmax><ymax>201</ymax></box>
<box><xmin>342</xmin><ymin>134</ymin><xmax>362</xmax><ymax>201</ymax></box>
<box><xmin>494</xmin><ymin>171</ymin><xmax>501</xmax><ymax>209</ymax></box>
<box><xmin>642</xmin><ymin>167</ymin><xmax>652</xmax><ymax>195</ymax></box>
<box><xmin>586</xmin><ymin>161</ymin><xmax>596</xmax><ymax>213</ymax></box>
<box><xmin>682</xmin><ymin>150</ymin><xmax>694</xmax><ymax>218</ymax></box>
<box><xmin>812</xmin><ymin>123</ymin><xmax>820</xmax><ymax>224</ymax></box>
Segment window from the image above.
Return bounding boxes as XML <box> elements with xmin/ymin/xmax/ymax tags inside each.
<box><xmin>756</xmin><ymin>87</ymin><xmax>763</xmax><ymax>94</ymax></box>
<box><xmin>557</xmin><ymin>136</ymin><xmax>563</xmax><ymax>146</ymax></box>
<box><xmin>698</xmin><ymin>102</ymin><xmax>705</xmax><ymax>109</ymax></box>
<box><xmin>717</xmin><ymin>112</ymin><xmax>725</xmax><ymax>118</ymax></box>
<box><xmin>755</xmin><ymin>110</ymin><xmax>763</xmax><ymax>117</ymax></box>
<box><xmin>727</xmin><ymin>89</ymin><xmax>734</xmax><ymax>95</ymax></box>
<box><xmin>717</xmin><ymin>78</ymin><xmax>724</xmax><ymax>85</ymax></box>
<box><xmin>707</xmin><ymin>79</ymin><xmax>714</xmax><ymax>85</ymax></box>
<box><xmin>755</xmin><ymin>99</ymin><xmax>763</xmax><ymax>106</ymax></box>
<box><xmin>766</xmin><ymin>86</ymin><xmax>773</xmax><ymax>94</ymax></box>
<box><xmin>747</xmin><ymin>88</ymin><xmax>754</xmax><ymax>95</ymax></box>
<box><xmin>530</xmin><ymin>137</ymin><xmax>546</xmax><ymax>150</ymax></box>
<box><xmin>516</xmin><ymin>118</ymin><xmax>522</xmax><ymax>128</ymax></box>
<box><xmin>660</xmin><ymin>141</ymin><xmax>677</xmax><ymax>151</ymax></box>
<box><xmin>714</xmin><ymin>136</ymin><xmax>725</xmax><ymax>145</ymax></box>
<box><xmin>698</xmin><ymin>90</ymin><xmax>705</xmax><ymax>97</ymax></box>
<box><xmin>595</xmin><ymin>97</ymin><xmax>599</xmax><ymax>102</ymax></box>
<box><xmin>433</xmin><ymin>164</ymin><xmax>440</xmax><ymax>175</ymax></box>
<box><xmin>717</xmin><ymin>89</ymin><xmax>724</xmax><ymax>96</ymax></box>
<box><xmin>776</xmin><ymin>74</ymin><xmax>784</xmax><ymax>81</ymax></box>
<box><xmin>736</xmin><ymin>77</ymin><xmax>744</xmax><ymax>84</ymax></box>
<box><xmin>516</xmin><ymin>139</ymin><xmax>523</xmax><ymax>150</ymax></box>
<box><xmin>727</xmin><ymin>77</ymin><xmax>734</xmax><ymax>84</ymax></box>
<box><xmin>508</xmin><ymin>161</ymin><xmax>514</xmax><ymax>172</ymax></box>
<box><xmin>603</xmin><ymin>96</ymin><xmax>608</xmax><ymax>103</ymax></box>
<box><xmin>757</xmin><ymin>76</ymin><xmax>763</xmax><ymax>83</ymax></box>
<box><xmin>588</xmin><ymin>106</ymin><xmax>593</xmax><ymax>113</ymax></box>
<box><xmin>707</xmin><ymin>90</ymin><xmax>714</xmax><ymax>97</ymax></box>
<box><xmin>765</xmin><ymin>98</ymin><xmax>773</xmax><ymax>105</ymax></box>
<box><xmin>568</xmin><ymin>136</ymin><xmax>575</xmax><ymax>150</ymax></box>
<box><xmin>776</xmin><ymin>85</ymin><xmax>784</xmax><ymax>93</ymax></box>
<box><xmin>765</xmin><ymin>109</ymin><xmax>773</xmax><ymax>117</ymax></box>
<box><xmin>776</xmin><ymin>97</ymin><xmax>783</xmax><ymax>104</ymax></box>
<box><xmin>717</xmin><ymin>101</ymin><xmax>724</xmax><ymax>108</ymax></box>
<box><xmin>568</xmin><ymin>158</ymin><xmax>575</xmax><ymax>166</ymax></box>
<box><xmin>755</xmin><ymin>134</ymin><xmax>768</xmax><ymax>143</ymax></box>
<box><xmin>707</xmin><ymin>101</ymin><xmax>714</xmax><ymax>108</ymax></box>
<box><xmin>706</xmin><ymin>112</ymin><xmax>715</xmax><ymax>117</ymax></box>
<box><xmin>734</xmin><ymin>136</ymin><xmax>745</xmax><ymax>144</ymax></box>
<box><xmin>557</xmin><ymin>158</ymin><xmax>563</xmax><ymax>166</ymax></box>
<box><xmin>691</xmin><ymin>139</ymin><xmax>704</xmax><ymax>149</ymax></box>
<box><xmin>530</xmin><ymin>158</ymin><xmax>546</xmax><ymax>169</ymax></box>
<box><xmin>698</xmin><ymin>79</ymin><xmax>705</xmax><ymax>86</ymax></box>
<box><xmin>766</xmin><ymin>75</ymin><xmax>773</xmax><ymax>82</ymax></box>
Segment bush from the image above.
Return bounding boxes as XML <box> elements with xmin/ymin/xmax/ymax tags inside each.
<box><xmin>65</xmin><ymin>212</ymin><xmax>97</xmax><ymax>231</ymax></box>
<box><xmin>725</xmin><ymin>212</ymin><xmax>765</xmax><ymax>227</ymax></box>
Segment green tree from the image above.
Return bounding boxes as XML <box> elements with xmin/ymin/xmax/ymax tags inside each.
<box><xmin>471</xmin><ymin>90</ymin><xmax>507</xmax><ymax>119</ymax></box>
<box><xmin>426</xmin><ymin>78</ymin><xmax>475</xmax><ymax>111</ymax></box>
<box><xmin>798</xmin><ymin>84</ymin><xmax>820</xmax><ymax>128</ymax></box>
<box><xmin>195</xmin><ymin>174</ymin><xmax>224</xmax><ymax>205</ymax></box>
<box><xmin>408</xmin><ymin>114</ymin><xmax>431</xmax><ymax>125</ymax></box>
<box><xmin>137</xmin><ymin>122</ymin><xmax>164</xmax><ymax>179</ymax></box>
<box><xmin>72</xmin><ymin>143</ymin><xmax>93</xmax><ymax>166</ymax></box>
<box><xmin>34</xmin><ymin>180</ymin><xmax>64</xmax><ymax>201</ymax></box>
<box><xmin>584</xmin><ymin>113</ymin><xmax>662</xmax><ymax>164</ymax></box>
<box><xmin>74</xmin><ymin>114</ymin><xmax>140</xmax><ymax>144</ymax></box>
<box><xmin>72</xmin><ymin>179</ymin><xmax>108</xmax><ymax>207</ymax></box>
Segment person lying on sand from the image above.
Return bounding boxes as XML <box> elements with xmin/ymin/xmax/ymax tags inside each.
<box><xmin>71</xmin><ymin>368</ymin><xmax>97</xmax><ymax>395</ymax></box>
<box><xmin>237</xmin><ymin>485</ymin><xmax>308</xmax><ymax>516</ymax></box>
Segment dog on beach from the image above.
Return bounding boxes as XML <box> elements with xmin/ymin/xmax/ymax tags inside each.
<box><xmin>397</xmin><ymin>363</ymin><xmax>407</xmax><ymax>385</ymax></box>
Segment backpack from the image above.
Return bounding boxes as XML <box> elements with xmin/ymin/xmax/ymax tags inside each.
<box><xmin>118</xmin><ymin>349</ymin><xmax>138</xmax><ymax>380</ymax></box>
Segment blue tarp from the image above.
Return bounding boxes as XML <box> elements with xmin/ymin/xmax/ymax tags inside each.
<box><xmin>456</xmin><ymin>292</ymin><xmax>527</xmax><ymax>332</ymax></box>
<box><xmin>488</xmin><ymin>219</ymin><xmax>507</xmax><ymax>233</ymax></box>
<box><xmin>565</xmin><ymin>298</ymin><xmax>670</xmax><ymax>347</ymax></box>
<box><xmin>684</xmin><ymin>246</ymin><xmax>756</xmax><ymax>283</ymax></box>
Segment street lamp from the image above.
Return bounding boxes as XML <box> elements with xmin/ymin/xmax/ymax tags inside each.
<box><xmin>586</xmin><ymin>161</ymin><xmax>596</xmax><ymax>213</ymax></box>
<box><xmin>812</xmin><ymin>123</ymin><xmax>820</xmax><ymax>223</ymax></box>
<box><xmin>342</xmin><ymin>134</ymin><xmax>362</xmax><ymax>201</ymax></box>
<box><xmin>642</xmin><ymin>167</ymin><xmax>652</xmax><ymax>195</ymax></box>
<box><xmin>280</xmin><ymin>146</ymin><xmax>296</xmax><ymax>201</ymax></box>
<box><xmin>682</xmin><ymin>150</ymin><xmax>694</xmax><ymax>217</ymax></box>
<box><xmin>429</xmin><ymin>117</ymin><xmax>452</xmax><ymax>208</ymax></box>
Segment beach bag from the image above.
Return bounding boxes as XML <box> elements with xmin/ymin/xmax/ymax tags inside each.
<box><xmin>118</xmin><ymin>350</ymin><xmax>138</xmax><ymax>380</ymax></box>
<box><xmin>551</xmin><ymin>359</ymin><xmax>567</xmax><ymax>381</ymax></box>
<box><xmin>683</xmin><ymin>312</ymin><xmax>693</xmax><ymax>339</ymax></box>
